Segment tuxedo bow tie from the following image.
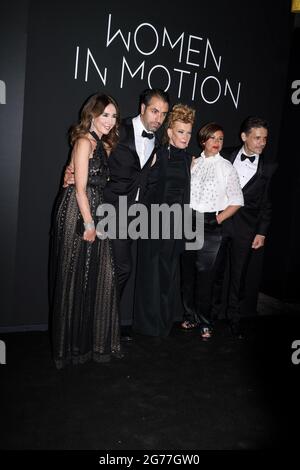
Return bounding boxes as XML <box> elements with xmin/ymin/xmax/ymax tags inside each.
<box><xmin>142</xmin><ymin>130</ymin><xmax>154</xmax><ymax>139</ymax></box>
<box><xmin>241</xmin><ymin>153</ymin><xmax>255</xmax><ymax>164</ymax></box>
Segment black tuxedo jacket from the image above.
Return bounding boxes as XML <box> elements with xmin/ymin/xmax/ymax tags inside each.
<box><xmin>103</xmin><ymin>117</ymin><xmax>159</xmax><ymax>207</ymax></box>
<box><xmin>221</xmin><ymin>146</ymin><xmax>277</xmax><ymax>237</ymax></box>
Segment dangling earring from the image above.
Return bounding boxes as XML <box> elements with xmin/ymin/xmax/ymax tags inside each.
<box><xmin>168</xmin><ymin>144</ymin><xmax>171</xmax><ymax>160</ymax></box>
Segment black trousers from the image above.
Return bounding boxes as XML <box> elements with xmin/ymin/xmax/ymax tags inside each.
<box><xmin>181</xmin><ymin>212</ymin><xmax>226</xmax><ymax>326</ymax></box>
<box><xmin>111</xmin><ymin>237</ymin><xmax>137</xmax><ymax>326</ymax></box>
<box><xmin>222</xmin><ymin>222</ymin><xmax>254</xmax><ymax>324</ymax></box>
<box><xmin>181</xmin><ymin>212</ymin><xmax>254</xmax><ymax>326</ymax></box>
<box><xmin>112</xmin><ymin>238</ymin><xmax>134</xmax><ymax>298</ymax></box>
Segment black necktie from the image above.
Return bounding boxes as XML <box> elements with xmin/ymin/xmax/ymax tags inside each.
<box><xmin>142</xmin><ymin>130</ymin><xmax>154</xmax><ymax>139</ymax></box>
<box><xmin>241</xmin><ymin>153</ymin><xmax>255</xmax><ymax>164</ymax></box>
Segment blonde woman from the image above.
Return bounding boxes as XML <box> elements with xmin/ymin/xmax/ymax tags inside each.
<box><xmin>134</xmin><ymin>104</ymin><xmax>195</xmax><ymax>337</ymax></box>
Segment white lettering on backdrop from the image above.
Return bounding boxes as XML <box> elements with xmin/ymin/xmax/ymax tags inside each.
<box><xmin>73</xmin><ymin>14</ymin><xmax>241</xmax><ymax>109</ymax></box>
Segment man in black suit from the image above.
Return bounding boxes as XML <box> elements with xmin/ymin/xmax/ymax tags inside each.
<box><xmin>104</xmin><ymin>89</ymin><xmax>170</xmax><ymax>339</ymax></box>
<box><xmin>219</xmin><ymin>116</ymin><xmax>277</xmax><ymax>338</ymax></box>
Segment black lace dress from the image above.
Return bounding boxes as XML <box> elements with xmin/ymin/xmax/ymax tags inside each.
<box><xmin>50</xmin><ymin>134</ymin><xmax>121</xmax><ymax>368</ymax></box>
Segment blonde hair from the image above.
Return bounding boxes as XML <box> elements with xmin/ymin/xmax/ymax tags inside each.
<box><xmin>163</xmin><ymin>103</ymin><xmax>195</xmax><ymax>143</ymax></box>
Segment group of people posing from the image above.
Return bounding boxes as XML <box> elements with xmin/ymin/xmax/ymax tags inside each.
<box><xmin>50</xmin><ymin>88</ymin><xmax>275</xmax><ymax>369</ymax></box>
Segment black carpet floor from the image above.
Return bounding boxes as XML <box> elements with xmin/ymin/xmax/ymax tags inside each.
<box><xmin>1</xmin><ymin>312</ymin><xmax>300</xmax><ymax>450</ymax></box>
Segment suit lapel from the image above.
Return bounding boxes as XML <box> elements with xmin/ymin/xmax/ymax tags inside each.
<box><xmin>229</xmin><ymin>148</ymin><xmax>240</xmax><ymax>164</ymax></box>
<box><xmin>142</xmin><ymin>135</ymin><xmax>160</xmax><ymax>169</ymax></box>
<box><xmin>123</xmin><ymin>119</ymin><xmax>160</xmax><ymax>170</ymax></box>
<box><xmin>123</xmin><ymin>119</ymin><xmax>138</xmax><ymax>155</ymax></box>
<box><xmin>228</xmin><ymin>146</ymin><xmax>264</xmax><ymax>193</ymax></box>
<box><xmin>242</xmin><ymin>153</ymin><xmax>264</xmax><ymax>193</ymax></box>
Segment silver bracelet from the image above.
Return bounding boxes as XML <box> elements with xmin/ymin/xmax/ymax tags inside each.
<box><xmin>84</xmin><ymin>220</ymin><xmax>95</xmax><ymax>231</ymax></box>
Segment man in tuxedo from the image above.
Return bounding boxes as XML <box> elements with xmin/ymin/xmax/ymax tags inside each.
<box><xmin>104</xmin><ymin>88</ymin><xmax>170</xmax><ymax>339</ymax></box>
<box><xmin>219</xmin><ymin>116</ymin><xmax>277</xmax><ymax>338</ymax></box>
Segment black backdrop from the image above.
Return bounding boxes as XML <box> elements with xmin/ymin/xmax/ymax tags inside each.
<box><xmin>263</xmin><ymin>25</ymin><xmax>300</xmax><ymax>302</ymax></box>
<box><xmin>0</xmin><ymin>1</ymin><xmax>29</xmax><ymax>329</ymax></box>
<box><xmin>0</xmin><ymin>0</ymin><xmax>292</xmax><ymax>329</ymax></box>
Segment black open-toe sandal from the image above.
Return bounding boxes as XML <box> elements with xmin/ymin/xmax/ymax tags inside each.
<box><xmin>200</xmin><ymin>326</ymin><xmax>212</xmax><ymax>340</ymax></box>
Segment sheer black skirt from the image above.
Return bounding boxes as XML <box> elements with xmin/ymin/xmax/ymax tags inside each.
<box><xmin>50</xmin><ymin>185</ymin><xmax>120</xmax><ymax>369</ymax></box>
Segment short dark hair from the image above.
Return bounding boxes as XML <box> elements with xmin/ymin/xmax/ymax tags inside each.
<box><xmin>198</xmin><ymin>122</ymin><xmax>224</xmax><ymax>148</ymax></box>
<box><xmin>240</xmin><ymin>116</ymin><xmax>268</xmax><ymax>135</ymax></box>
<box><xmin>139</xmin><ymin>88</ymin><xmax>170</xmax><ymax>109</ymax></box>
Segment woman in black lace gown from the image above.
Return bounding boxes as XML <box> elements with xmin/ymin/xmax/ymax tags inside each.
<box><xmin>134</xmin><ymin>104</ymin><xmax>195</xmax><ymax>336</ymax></box>
<box><xmin>50</xmin><ymin>93</ymin><xmax>122</xmax><ymax>368</ymax></box>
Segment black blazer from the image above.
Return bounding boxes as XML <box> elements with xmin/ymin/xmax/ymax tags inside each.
<box><xmin>103</xmin><ymin>117</ymin><xmax>159</xmax><ymax>207</ymax></box>
<box><xmin>221</xmin><ymin>146</ymin><xmax>277</xmax><ymax>237</ymax></box>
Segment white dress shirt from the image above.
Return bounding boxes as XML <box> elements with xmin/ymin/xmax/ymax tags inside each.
<box><xmin>132</xmin><ymin>115</ymin><xmax>155</xmax><ymax>201</ymax></box>
<box><xmin>190</xmin><ymin>152</ymin><xmax>244</xmax><ymax>213</ymax></box>
<box><xmin>132</xmin><ymin>115</ymin><xmax>155</xmax><ymax>169</ymax></box>
<box><xmin>233</xmin><ymin>146</ymin><xmax>259</xmax><ymax>188</ymax></box>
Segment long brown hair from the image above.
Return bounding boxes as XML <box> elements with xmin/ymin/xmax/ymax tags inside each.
<box><xmin>69</xmin><ymin>93</ymin><xmax>120</xmax><ymax>151</ymax></box>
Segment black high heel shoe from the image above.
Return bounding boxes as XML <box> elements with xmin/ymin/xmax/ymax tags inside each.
<box><xmin>197</xmin><ymin>313</ymin><xmax>212</xmax><ymax>340</ymax></box>
<box><xmin>200</xmin><ymin>325</ymin><xmax>212</xmax><ymax>340</ymax></box>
